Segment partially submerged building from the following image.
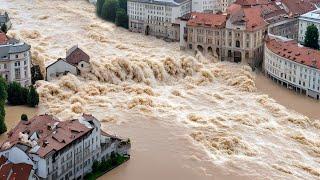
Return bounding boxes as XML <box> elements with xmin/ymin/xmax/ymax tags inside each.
<box><xmin>264</xmin><ymin>35</ymin><xmax>320</xmax><ymax>100</ymax></box>
<box><xmin>46</xmin><ymin>45</ymin><xmax>91</xmax><ymax>81</ymax></box>
<box><xmin>0</xmin><ymin>114</ymin><xmax>131</xmax><ymax>180</ymax></box>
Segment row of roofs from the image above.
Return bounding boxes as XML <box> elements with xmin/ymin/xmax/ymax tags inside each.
<box><xmin>184</xmin><ymin>0</ymin><xmax>320</xmax><ymax>31</ymax></box>
<box><xmin>0</xmin><ymin>114</ymin><xmax>108</xmax><ymax>158</ymax></box>
<box><xmin>266</xmin><ymin>37</ymin><xmax>320</xmax><ymax>69</ymax></box>
<box><xmin>185</xmin><ymin>5</ymin><xmax>268</xmax><ymax>31</ymax></box>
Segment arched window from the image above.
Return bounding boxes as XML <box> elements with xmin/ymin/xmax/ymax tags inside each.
<box><xmin>236</xmin><ymin>40</ymin><xmax>240</xmax><ymax>48</ymax></box>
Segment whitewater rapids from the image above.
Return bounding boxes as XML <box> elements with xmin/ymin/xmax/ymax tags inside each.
<box><xmin>1</xmin><ymin>0</ymin><xmax>320</xmax><ymax>179</ymax></box>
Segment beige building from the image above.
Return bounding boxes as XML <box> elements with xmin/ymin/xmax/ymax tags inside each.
<box><xmin>181</xmin><ymin>6</ymin><xmax>268</xmax><ymax>67</ymax></box>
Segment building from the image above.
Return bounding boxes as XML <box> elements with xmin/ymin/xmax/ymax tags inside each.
<box><xmin>0</xmin><ymin>12</ymin><xmax>12</xmax><ymax>31</ymax></box>
<box><xmin>264</xmin><ymin>36</ymin><xmax>320</xmax><ymax>100</ymax></box>
<box><xmin>192</xmin><ymin>0</ymin><xmax>215</xmax><ymax>13</ymax></box>
<box><xmin>0</xmin><ymin>155</ymin><xmax>36</xmax><ymax>180</ymax></box>
<box><xmin>298</xmin><ymin>9</ymin><xmax>320</xmax><ymax>45</ymax></box>
<box><xmin>46</xmin><ymin>46</ymin><xmax>91</xmax><ymax>81</ymax></box>
<box><xmin>180</xmin><ymin>6</ymin><xmax>268</xmax><ymax>67</ymax></box>
<box><xmin>0</xmin><ymin>114</ymin><xmax>131</xmax><ymax>180</ymax></box>
<box><xmin>127</xmin><ymin>0</ymin><xmax>192</xmax><ymax>40</ymax></box>
<box><xmin>0</xmin><ymin>32</ymin><xmax>32</xmax><ymax>87</ymax></box>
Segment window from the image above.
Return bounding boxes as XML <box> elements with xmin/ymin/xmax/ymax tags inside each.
<box><xmin>14</xmin><ymin>69</ymin><xmax>20</xmax><ymax>79</ymax></box>
<box><xmin>236</xmin><ymin>40</ymin><xmax>240</xmax><ymax>48</ymax></box>
<box><xmin>15</xmin><ymin>54</ymin><xmax>18</xmax><ymax>58</ymax></box>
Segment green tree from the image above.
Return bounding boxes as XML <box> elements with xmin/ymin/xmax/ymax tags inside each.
<box><xmin>118</xmin><ymin>0</ymin><xmax>127</xmax><ymax>11</ymax></box>
<box><xmin>27</xmin><ymin>86</ymin><xmax>39</xmax><ymax>107</ymax></box>
<box><xmin>21</xmin><ymin>87</ymin><xmax>29</xmax><ymax>105</ymax></box>
<box><xmin>0</xmin><ymin>24</ymin><xmax>7</xmax><ymax>34</ymax></box>
<box><xmin>96</xmin><ymin>0</ymin><xmax>105</xmax><ymax>17</ymax></box>
<box><xmin>304</xmin><ymin>24</ymin><xmax>319</xmax><ymax>49</ymax></box>
<box><xmin>101</xmin><ymin>0</ymin><xmax>119</xmax><ymax>22</ymax></box>
<box><xmin>7</xmin><ymin>82</ymin><xmax>23</xmax><ymax>105</ymax></box>
<box><xmin>0</xmin><ymin>77</ymin><xmax>7</xmax><ymax>103</ymax></box>
<box><xmin>31</xmin><ymin>65</ymin><xmax>44</xmax><ymax>84</ymax></box>
<box><xmin>115</xmin><ymin>8</ymin><xmax>128</xmax><ymax>29</ymax></box>
<box><xmin>0</xmin><ymin>77</ymin><xmax>7</xmax><ymax>134</ymax></box>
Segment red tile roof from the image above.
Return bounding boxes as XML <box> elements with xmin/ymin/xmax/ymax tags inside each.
<box><xmin>229</xmin><ymin>6</ymin><xmax>268</xmax><ymax>31</ymax></box>
<box><xmin>0</xmin><ymin>156</ymin><xmax>33</xmax><ymax>180</ymax></box>
<box><xmin>281</xmin><ymin>0</ymin><xmax>318</xmax><ymax>16</ymax></box>
<box><xmin>9</xmin><ymin>163</ymin><xmax>33</xmax><ymax>180</ymax></box>
<box><xmin>266</xmin><ymin>38</ymin><xmax>320</xmax><ymax>69</ymax></box>
<box><xmin>1</xmin><ymin>114</ymin><xmax>93</xmax><ymax>158</ymax></box>
<box><xmin>235</xmin><ymin>0</ymin><xmax>269</xmax><ymax>6</ymax></box>
<box><xmin>187</xmin><ymin>12</ymin><xmax>227</xmax><ymax>28</ymax></box>
<box><xmin>66</xmin><ymin>46</ymin><xmax>90</xmax><ymax>66</ymax></box>
<box><xmin>0</xmin><ymin>32</ymin><xmax>8</xmax><ymax>44</ymax></box>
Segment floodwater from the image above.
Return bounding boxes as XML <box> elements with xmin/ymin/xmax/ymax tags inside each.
<box><xmin>1</xmin><ymin>0</ymin><xmax>320</xmax><ymax>179</ymax></box>
<box><xmin>0</xmin><ymin>106</ymin><xmax>38</xmax><ymax>143</ymax></box>
<box><xmin>255</xmin><ymin>72</ymin><xmax>319</xmax><ymax>120</ymax></box>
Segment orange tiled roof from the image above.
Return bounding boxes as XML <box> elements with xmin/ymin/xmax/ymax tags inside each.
<box><xmin>1</xmin><ymin>114</ymin><xmax>93</xmax><ymax>158</ymax></box>
<box><xmin>187</xmin><ymin>12</ymin><xmax>227</xmax><ymax>28</ymax></box>
<box><xmin>266</xmin><ymin>38</ymin><xmax>320</xmax><ymax>69</ymax></box>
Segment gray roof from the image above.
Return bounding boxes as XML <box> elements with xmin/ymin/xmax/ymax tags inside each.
<box><xmin>128</xmin><ymin>0</ymin><xmax>190</xmax><ymax>6</ymax></box>
<box><xmin>0</xmin><ymin>40</ymin><xmax>31</xmax><ymax>60</ymax></box>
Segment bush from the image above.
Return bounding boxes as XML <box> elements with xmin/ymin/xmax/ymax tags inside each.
<box><xmin>27</xmin><ymin>86</ymin><xmax>39</xmax><ymax>107</ymax></box>
<box><xmin>21</xmin><ymin>114</ymin><xmax>28</xmax><ymax>121</ymax></box>
<box><xmin>115</xmin><ymin>8</ymin><xmax>128</xmax><ymax>29</ymax></box>
<box><xmin>101</xmin><ymin>0</ymin><xmax>119</xmax><ymax>22</ymax></box>
<box><xmin>7</xmin><ymin>82</ymin><xmax>24</xmax><ymax>105</ymax></box>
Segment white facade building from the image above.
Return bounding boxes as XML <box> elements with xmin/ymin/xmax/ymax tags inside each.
<box><xmin>0</xmin><ymin>33</ymin><xmax>31</xmax><ymax>87</ymax></box>
<box><xmin>264</xmin><ymin>36</ymin><xmax>320</xmax><ymax>100</ymax></box>
<box><xmin>127</xmin><ymin>0</ymin><xmax>192</xmax><ymax>40</ymax></box>
<box><xmin>298</xmin><ymin>9</ymin><xmax>320</xmax><ymax>45</ymax></box>
<box><xmin>0</xmin><ymin>114</ymin><xmax>131</xmax><ymax>180</ymax></box>
<box><xmin>192</xmin><ymin>0</ymin><xmax>217</xmax><ymax>13</ymax></box>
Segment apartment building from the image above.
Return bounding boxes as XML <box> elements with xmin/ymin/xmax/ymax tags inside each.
<box><xmin>0</xmin><ymin>114</ymin><xmax>131</xmax><ymax>180</ymax></box>
<box><xmin>264</xmin><ymin>36</ymin><xmax>320</xmax><ymax>100</ymax></box>
<box><xmin>0</xmin><ymin>32</ymin><xmax>31</xmax><ymax>87</ymax></box>
<box><xmin>192</xmin><ymin>0</ymin><xmax>217</xmax><ymax>12</ymax></box>
<box><xmin>298</xmin><ymin>9</ymin><xmax>320</xmax><ymax>45</ymax></box>
<box><xmin>181</xmin><ymin>6</ymin><xmax>268</xmax><ymax>67</ymax></box>
<box><xmin>127</xmin><ymin>0</ymin><xmax>192</xmax><ymax>40</ymax></box>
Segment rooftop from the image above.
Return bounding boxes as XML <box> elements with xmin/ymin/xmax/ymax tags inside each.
<box><xmin>0</xmin><ymin>156</ymin><xmax>33</xmax><ymax>180</ymax></box>
<box><xmin>66</xmin><ymin>45</ymin><xmax>90</xmax><ymax>66</ymax></box>
<box><xmin>1</xmin><ymin>114</ymin><xmax>97</xmax><ymax>157</ymax></box>
<box><xmin>266</xmin><ymin>38</ymin><xmax>320</xmax><ymax>69</ymax></box>
<box><xmin>186</xmin><ymin>12</ymin><xmax>227</xmax><ymax>28</ymax></box>
<box><xmin>300</xmin><ymin>8</ymin><xmax>320</xmax><ymax>20</ymax></box>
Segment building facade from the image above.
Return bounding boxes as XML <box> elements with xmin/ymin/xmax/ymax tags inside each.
<box><xmin>0</xmin><ymin>33</ymin><xmax>31</xmax><ymax>87</ymax></box>
<box><xmin>298</xmin><ymin>9</ymin><xmax>320</xmax><ymax>45</ymax></box>
<box><xmin>0</xmin><ymin>114</ymin><xmax>131</xmax><ymax>180</ymax></box>
<box><xmin>181</xmin><ymin>7</ymin><xmax>267</xmax><ymax>67</ymax></box>
<box><xmin>264</xmin><ymin>36</ymin><xmax>320</xmax><ymax>100</ymax></box>
<box><xmin>127</xmin><ymin>0</ymin><xmax>191</xmax><ymax>40</ymax></box>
